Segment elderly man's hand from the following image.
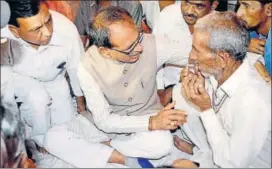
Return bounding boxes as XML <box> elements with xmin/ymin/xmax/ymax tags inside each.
<box><xmin>181</xmin><ymin>67</ymin><xmax>211</xmax><ymax>112</ymax></box>
<box><xmin>76</xmin><ymin>96</ymin><xmax>86</xmax><ymax>113</ymax></box>
<box><xmin>248</xmin><ymin>38</ymin><xmax>266</xmax><ymax>56</ymax></box>
<box><xmin>254</xmin><ymin>61</ymin><xmax>271</xmax><ymax>83</ymax></box>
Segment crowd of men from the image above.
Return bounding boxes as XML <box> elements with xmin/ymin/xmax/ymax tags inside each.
<box><xmin>0</xmin><ymin>0</ymin><xmax>271</xmax><ymax>168</ymax></box>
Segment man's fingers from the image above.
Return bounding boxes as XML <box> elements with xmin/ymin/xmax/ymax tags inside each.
<box><xmin>257</xmin><ymin>39</ymin><xmax>266</xmax><ymax>46</ymax></box>
<box><xmin>180</xmin><ymin>66</ymin><xmax>189</xmax><ymax>79</ymax></box>
<box><xmin>163</xmin><ymin>101</ymin><xmax>176</xmax><ymax>110</ymax></box>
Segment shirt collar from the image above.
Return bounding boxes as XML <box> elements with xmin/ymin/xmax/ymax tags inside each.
<box><xmin>219</xmin><ymin>54</ymin><xmax>252</xmax><ymax>97</ymax></box>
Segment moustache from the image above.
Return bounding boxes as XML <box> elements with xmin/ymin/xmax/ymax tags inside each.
<box><xmin>184</xmin><ymin>14</ymin><xmax>197</xmax><ymax>19</ymax></box>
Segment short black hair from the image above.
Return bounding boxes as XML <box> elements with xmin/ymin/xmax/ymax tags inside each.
<box><xmin>6</xmin><ymin>0</ymin><xmax>40</xmax><ymax>27</ymax></box>
<box><xmin>257</xmin><ymin>0</ymin><xmax>271</xmax><ymax>6</ymax></box>
<box><xmin>87</xmin><ymin>6</ymin><xmax>133</xmax><ymax>48</ymax></box>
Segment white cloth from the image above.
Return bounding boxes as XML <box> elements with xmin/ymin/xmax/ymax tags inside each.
<box><xmin>1</xmin><ymin>66</ymin><xmax>18</xmax><ymax>115</ymax></box>
<box><xmin>173</xmin><ymin>54</ymin><xmax>271</xmax><ymax>168</ymax></box>
<box><xmin>44</xmin><ymin>114</ymin><xmax>173</xmax><ymax>167</ymax></box>
<box><xmin>171</xmin><ymin>83</ymin><xmax>216</xmax><ymax>168</ymax></box>
<box><xmin>77</xmin><ymin>35</ymin><xmax>188</xmax><ymax>134</ymax></box>
<box><xmin>140</xmin><ymin>1</ymin><xmax>180</xmax><ymax>29</ymax></box>
<box><xmin>1</xmin><ymin>11</ymin><xmax>84</xmax><ymax>146</ymax></box>
<box><xmin>200</xmin><ymin>56</ymin><xmax>271</xmax><ymax>168</ymax></box>
<box><xmin>153</xmin><ymin>4</ymin><xmax>192</xmax><ymax>89</ymax></box>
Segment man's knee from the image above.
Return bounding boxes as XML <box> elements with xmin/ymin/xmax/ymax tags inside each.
<box><xmin>144</xmin><ymin>131</ymin><xmax>173</xmax><ymax>159</ymax></box>
<box><xmin>43</xmin><ymin>125</ymin><xmax>66</xmax><ymax>153</ymax></box>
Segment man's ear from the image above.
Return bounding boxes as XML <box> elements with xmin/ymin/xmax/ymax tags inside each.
<box><xmin>216</xmin><ymin>51</ymin><xmax>230</xmax><ymax>68</ymax></box>
<box><xmin>264</xmin><ymin>2</ymin><xmax>271</xmax><ymax>17</ymax></box>
<box><xmin>8</xmin><ymin>25</ymin><xmax>20</xmax><ymax>38</ymax></box>
<box><xmin>211</xmin><ymin>1</ymin><xmax>219</xmax><ymax>11</ymax></box>
<box><xmin>98</xmin><ymin>47</ymin><xmax>111</xmax><ymax>59</ymax></box>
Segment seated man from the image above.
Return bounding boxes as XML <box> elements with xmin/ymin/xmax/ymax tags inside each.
<box><xmin>153</xmin><ymin>0</ymin><xmax>219</xmax><ymax>106</ymax></box>
<box><xmin>174</xmin><ymin>11</ymin><xmax>271</xmax><ymax>168</ymax></box>
<box><xmin>237</xmin><ymin>0</ymin><xmax>271</xmax><ymax>76</ymax></box>
<box><xmin>1</xmin><ymin>0</ymin><xmax>86</xmax><ymax>153</ymax></box>
<box><xmin>44</xmin><ymin>6</ymin><xmax>189</xmax><ymax>168</ymax></box>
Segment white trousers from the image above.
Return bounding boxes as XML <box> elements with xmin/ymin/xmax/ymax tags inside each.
<box><xmin>44</xmin><ymin>114</ymin><xmax>173</xmax><ymax>168</ymax></box>
<box><xmin>13</xmin><ymin>73</ymin><xmax>75</xmax><ymax>147</ymax></box>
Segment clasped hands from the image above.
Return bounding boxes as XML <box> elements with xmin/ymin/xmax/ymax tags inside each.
<box><xmin>180</xmin><ymin>66</ymin><xmax>212</xmax><ymax>112</ymax></box>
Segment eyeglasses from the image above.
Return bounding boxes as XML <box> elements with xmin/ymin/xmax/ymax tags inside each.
<box><xmin>110</xmin><ymin>32</ymin><xmax>144</xmax><ymax>56</ymax></box>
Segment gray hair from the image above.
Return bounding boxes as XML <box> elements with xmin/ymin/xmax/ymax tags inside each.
<box><xmin>195</xmin><ymin>11</ymin><xmax>250</xmax><ymax>61</ymax></box>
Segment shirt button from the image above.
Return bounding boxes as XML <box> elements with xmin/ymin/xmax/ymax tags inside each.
<box><xmin>128</xmin><ymin>97</ymin><xmax>133</xmax><ymax>102</ymax></box>
<box><xmin>124</xmin><ymin>83</ymin><xmax>128</xmax><ymax>87</ymax></box>
<box><xmin>123</xmin><ymin>70</ymin><xmax>127</xmax><ymax>74</ymax></box>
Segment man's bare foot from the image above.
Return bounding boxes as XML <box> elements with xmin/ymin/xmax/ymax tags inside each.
<box><xmin>174</xmin><ymin>135</ymin><xmax>194</xmax><ymax>155</ymax></box>
<box><xmin>35</xmin><ymin>143</ymin><xmax>49</xmax><ymax>155</ymax></box>
<box><xmin>172</xmin><ymin>159</ymin><xmax>199</xmax><ymax>168</ymax></box>
<box><xmin>102</xmin><ymin>139</ymin><xmax>111</xmax><ymax>147</ymax></box>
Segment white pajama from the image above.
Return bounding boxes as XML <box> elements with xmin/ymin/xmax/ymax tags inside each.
<box><xmin>13</xmin><ymin>73</ymin><xmax>74</xmax><ymax>146</ymax></box>
<box><xmin>1</xmin><ymin>11</ymin><xmax>84</xmax><ymax>148</ymax></box>
<box><xmin>44</xmin><ymin>114</ymin><xmax>173</xmax><ymax>167</ymax></box>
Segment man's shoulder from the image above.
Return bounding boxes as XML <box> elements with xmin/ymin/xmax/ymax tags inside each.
<box><xmin>51</xmin><ymin>10</ymin><xmax>79</xmax><ymax>39</ymax></box>
<box><xmin>159</xmin><ymin>3</ymin><xmax>181</xmax><ymax>21</ymax></box>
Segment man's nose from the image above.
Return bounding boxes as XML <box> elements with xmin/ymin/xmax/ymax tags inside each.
<box><xmin>236</xmin><ymin>7</ymin><xmax>244</xmax><ymax>18</ymax></box>
<box><xmin>187</xmin><ymin>5</ymin><xmax>196</xmax><ymax>15</ymax></box>
<box><xmin>41</xmin><ymin>25</ymin><xmax>51</xmax><ymax>38</ymax></box>
<box><xmin>189</xmin><ymin>52</ymin><xmax>197</xmax><ymax>64</ymax></box>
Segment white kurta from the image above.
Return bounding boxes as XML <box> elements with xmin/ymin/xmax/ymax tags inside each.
<box><xmin>1</xmin><ymin>11</ymin><xmax>84</xmax><ymax>147</ymax></box>
<box><xmin>173</xmin><ymin>54</ymin><xmax>271</xmax><ymax>168</ymax></box>
<box><xmin>140</xmin><ymin>1</ymin><xmax>180</xmax><ymax>30</ymax></box>
<box><xmin>153</xmin><ymin>3</ymin><xmax>191</xmax><ymax>89</ymax></box>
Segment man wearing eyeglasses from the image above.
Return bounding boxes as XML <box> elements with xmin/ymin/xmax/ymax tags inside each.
<box><xmin>44</xmin><ymin>6</ymin><xmax>190</xmax><ymax>168</ymax></box>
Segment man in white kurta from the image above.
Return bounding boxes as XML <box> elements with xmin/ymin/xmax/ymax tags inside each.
<box><xmin>1</xmin><ymin>1</ymin><xmax>84</xmax><ymax>149</ymax></box>
<box><xmin>153</xmin><ymin>0</ymin><xmax>219</xmax><ymax>106</ymax></box>
<box><xmin>174</xmin><ymin>11</ymin><xmax>271</xmax><ymax>168</ymax></box>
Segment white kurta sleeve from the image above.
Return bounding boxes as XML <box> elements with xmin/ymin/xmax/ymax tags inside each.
<box><xmin>77</xmin><ymin>63</ymin><xmax>151</xmax><ymax>134</ymax></box>
<box><xmin>200</xmin><ymin>95</ymin><xmax>270</xmax><ymax>168</ymax></box>
<box><xmin>156</xmin><ymin>68</ymin><xmax>165</xmax><ymax>90</ymax></box>
<box><xmin>66</xmin><ymin>35</ymin><xmax>84</xmax><ymax>97</ymax></box>
<box><xmin>155</xmin><ymin>35</ymin><xmax>188</xmax><ymax>69</ymax></box>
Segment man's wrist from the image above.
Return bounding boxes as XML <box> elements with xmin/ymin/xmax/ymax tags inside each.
<box><xmin>148</xmin><ymin>116</ymin><xmax>154</xmax><ymax>131</ymax></box>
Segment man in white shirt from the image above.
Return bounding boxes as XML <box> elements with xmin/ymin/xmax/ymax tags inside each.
<box><xmin>140</xmin><ymin>0</ymin><xmax>180</xmax><ymax>31</ymax></box>
<box><xmin>1</xmin><ymin>0</ymin><xmax>85</xmax><ymax>153</ymax></box>
<box><xmin>174</xmin><ymin>11</ymin><xmax>271</xmax><ymax>168</ymax></box>
<box><xmin>152</xmin><ymin>0</ymin><xmax>219</xmax><ymax>106</ymax></box>
<box><xmin>43</xmin><ymin>6</ymin><xmax>189</xmax><ymax>168</ymax></box>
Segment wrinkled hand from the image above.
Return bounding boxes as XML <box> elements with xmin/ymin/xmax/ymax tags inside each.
<box><xmin>172</xmin><ymin>159</ymin><xmax>199</xmax><ymax>168</ymax></box>
<box><xmin>254</xmin><ymin>61</ymin><xmax>271</xmax><ymax>83</ymax></box>
<box><xmin>157</xmin><ymin>87</ymin><xmax>173</xmax><ymax>106</ymax></box>
<box><xmin>181</xmin><ymin>66</ymin><xmax>211</xmax><ymax>112</ymax></box>
<box><xmin>248</xmin><ymin>38</ymin><xmax>266</xmax><ymax>55</ymax></box>
<box><xmin>77</xmin><ymin>96</ymin><xmax>86</xmax><ymax>113</ymax></box>
<box><xmin>149</xmin><ymin>102</ymin><xmax>187</xmax><ymax>131</ymax></box>
<box><xmin>174</xmin><ymin>135</ymin><xmax>193</xmax><ymax>155</ymax></box>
